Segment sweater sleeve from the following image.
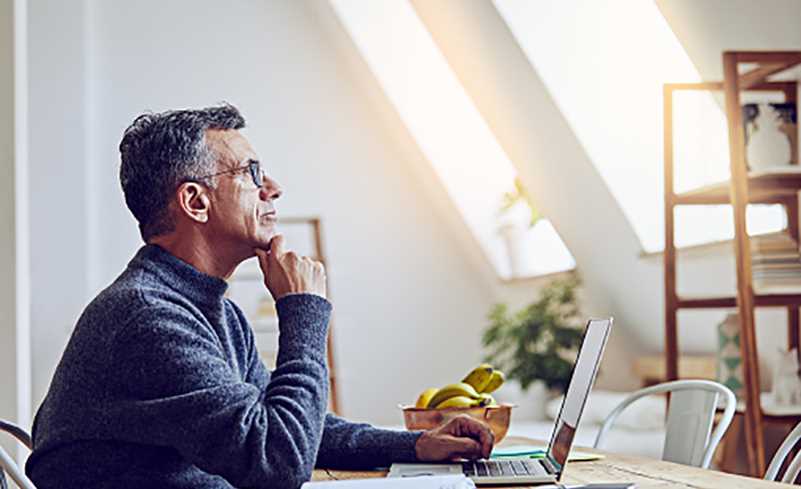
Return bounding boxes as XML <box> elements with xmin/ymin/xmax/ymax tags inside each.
<box><xmin>112</xmin><ymin>293</ymin><xmax>332</xmax><ymax>489</ymax></box>
<box><xmin>315</xmin><ymin>414</ymin><xmax>422</xmax><ymax>469</ymax></box>
<box><xmin>236</xmin><ymin>299</ymin><xmax>421</xmax><ymax>470</ymax></box>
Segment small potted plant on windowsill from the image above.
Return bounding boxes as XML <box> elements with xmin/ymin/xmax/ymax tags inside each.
<box><xmin>482</xmin><ymin>273</ymin><xmax>584</xmax><ymax>419</ymax></box>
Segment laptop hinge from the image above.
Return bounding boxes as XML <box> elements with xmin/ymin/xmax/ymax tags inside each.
<box><xmin>541</xmin><ymin>456</ymin><xmax>560</xmax><ymax>475</ymax></box>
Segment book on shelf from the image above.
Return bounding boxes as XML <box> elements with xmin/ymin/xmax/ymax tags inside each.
<box><xmin>751</xmin><ymin>232</ymin><xmax>801</xmax><ymax>293</ymax></box>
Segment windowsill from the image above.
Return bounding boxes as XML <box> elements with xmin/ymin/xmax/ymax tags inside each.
<box><xmin>639</xmin><ymin>238</ymin><xmax>734</xmax><ymax>260</ymax></box>
<box><xmin>638</xmin><ymin>230</ymin><xmax>788</xmax><ymax>261</ymax></box>
<box><xmin>499</xmin><ymin>268</ymin><xmax>577</xmax><ymax>285</ymax></box>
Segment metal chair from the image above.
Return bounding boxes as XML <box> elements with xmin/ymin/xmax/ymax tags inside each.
<box><xmin>765</xmin><ymin>421</ymin><xmax>801</xmax><ymax>483</ymax></box>
<box><xmin>0</xmin><ymin>419</ymin><xmax>35</xmax><ymax>489</ymax></box>
<box><xmin>593</xmin><ymin>380</ymin><xmax>736</xmax><ymax>469</ymax></box>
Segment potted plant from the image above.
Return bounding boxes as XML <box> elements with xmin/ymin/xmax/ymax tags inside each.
<box><xmin>482</xmin><ymin>274</ymin><xmax>584</xmax><ymax>418</ymax></box>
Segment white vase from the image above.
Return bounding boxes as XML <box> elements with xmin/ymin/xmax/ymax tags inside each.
<box><xmin>497</xmin><ymin>200</ymin><xmax>536</xmax><ymax>278</ymax></box>
<box><xmin>747</xmin><ymin>103</ymin><xmax>792</xmax><ymax>171</ymax></box>
<box><xmin>498</xmin><ymin>222</ymin><xmax>528</xmax><ymax>278</ymax></box>
<box><xmin>494</xmin><ymin>380</ymin><xmax>549</xmax><ymax>421</ymax></box>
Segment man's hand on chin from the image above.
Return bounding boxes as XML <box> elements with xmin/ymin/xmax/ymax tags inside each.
<box><xmin>254</xmin><ymin>234</ymin><xmax>327</xmax><ymax>300</ymax></box>
<box><xmin>414</xmin><ymin>415</ymin><xmax>495</xmax><ymax>462</ymax></box>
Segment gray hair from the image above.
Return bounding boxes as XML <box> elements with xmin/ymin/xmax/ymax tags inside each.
<box><xmin>119</xmin><ymin>103</ymin><xmax>246</xmax><ymax>241</ymax></box>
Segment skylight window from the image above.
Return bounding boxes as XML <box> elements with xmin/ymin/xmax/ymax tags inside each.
<box><xmin>330</xmin><ymin>0</ymin><xmax>575</xmax><ymax>278</ymax></box>
<box><xmin>494</xmin><ymin>0</ymin><xmax>785</xmax><ymax>252</ymax></box>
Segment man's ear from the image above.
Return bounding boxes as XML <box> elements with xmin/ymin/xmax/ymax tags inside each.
<box><xmin>175</xmin><ymin>182</ymin><xmax>211</xmax><ymax>223</ymax></box>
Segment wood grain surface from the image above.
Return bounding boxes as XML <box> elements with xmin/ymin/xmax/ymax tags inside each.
<box><xmin>311</xmin><ymin>437</ymin><xmax>793</xmax><ymax>488</ymax></box>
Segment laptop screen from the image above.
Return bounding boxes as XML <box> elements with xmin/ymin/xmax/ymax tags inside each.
<box><xmin>546</xmin><ymin>318</ymin><xmax>612</xmax><ymax>476</ymax></box>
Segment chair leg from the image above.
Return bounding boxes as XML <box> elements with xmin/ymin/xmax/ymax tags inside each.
<box><xmin>719</xmin><ymin>414</ymin><xmax>743</xmax><ymax>473</ymax></box>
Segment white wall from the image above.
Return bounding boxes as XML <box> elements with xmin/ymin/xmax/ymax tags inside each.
<box><xmin>1</xmin><ymin>0</ymin><xmax>32</xmax><ymax>461</ymax></box>
<box><xmin>657</xmin><ymin>0</ymin><xmax>801</xmax><ymax>81</ymax></box>
<box><xmin>27</xmin><ymin>0</ymin><xmax>93</xmax><ymax>416</ymax></box>
<box><xmin>26</xmin><ymin>0</ymin><xmax>509</xmax><ymax>425</ymax></box>
<box><xmin>1</xmin><ymin>0</ymin><xmax>17</xmax><ymax>433</ymax></box>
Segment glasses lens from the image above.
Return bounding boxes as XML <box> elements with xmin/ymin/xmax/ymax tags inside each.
<box><xmin>249</xmin><ymin>161</ymin><xmax>262</xmax><ymax>188</ymax></box>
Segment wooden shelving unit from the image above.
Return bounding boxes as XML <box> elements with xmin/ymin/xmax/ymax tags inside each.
<box><xmin>664</xmin><ymin>51</ymin><xmax>801</xmax><ymax>476</ymax></box>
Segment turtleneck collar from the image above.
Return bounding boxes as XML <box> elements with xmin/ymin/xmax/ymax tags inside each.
<box><xmin>130</xmin><ymin>244</ymin><xmax>229</xmax><ymax>306</ymax></box>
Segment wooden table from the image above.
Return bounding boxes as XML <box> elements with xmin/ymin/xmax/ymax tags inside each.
<box><xmin>311</xmin><ymin>437</ymin><xmax>793</xmax><ymax>488</ymax></box>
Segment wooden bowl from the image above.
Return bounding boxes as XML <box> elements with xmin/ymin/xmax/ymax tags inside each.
<box><xmin>399</xmin><ymin>404</ymin><xmax>513</xmax><ymax>444</ymax></box>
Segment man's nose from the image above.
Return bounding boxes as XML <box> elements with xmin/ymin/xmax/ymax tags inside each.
<box><xmin>260</xmin><ymin>175</ymin><xmax>282</xmax><ymax>201</ymax></box>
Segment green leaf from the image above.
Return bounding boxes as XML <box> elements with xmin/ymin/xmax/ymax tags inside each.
<box><xmin>498</xmin><ymin>177</ymin><xmax>542</xmax><ymax>228</ymax></box>
<box><xmin>483</xmin><ymin>273</ymin><xmax>583</xmax><ymax>394</ymax></box>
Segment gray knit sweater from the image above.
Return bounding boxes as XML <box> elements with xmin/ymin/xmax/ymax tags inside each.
<box><xmin>26</xmin><ymin>244</ymin><xmax>421</xmax><ymax>488</ymax></box>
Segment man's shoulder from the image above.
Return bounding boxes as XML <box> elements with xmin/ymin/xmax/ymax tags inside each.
<box><xmin>81</xmin><ymin>268</ymin><xmax>196</xmax><ymax>328</ymax></box>
<box><xmin>223</xmin><ymin>298</ymin><xmax>248</xmax><ymax>322</ymax></box>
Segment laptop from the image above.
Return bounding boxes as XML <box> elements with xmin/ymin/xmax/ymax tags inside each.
<box><xmin>389</xmin><ymin>317</ymin><xmax>612</xmax><ymax>486</ymax></box>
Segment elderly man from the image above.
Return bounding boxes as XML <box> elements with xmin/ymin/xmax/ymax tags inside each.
<box><xmin>25</xmin><ymin>104</ymin><xmax>493</xmax><ymax>488</ymax></box>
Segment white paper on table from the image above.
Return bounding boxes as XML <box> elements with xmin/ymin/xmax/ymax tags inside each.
<box><xmin>301</xmin><ymin>474</ymin><xmax>475</xmax><ymax>489</ymax></box>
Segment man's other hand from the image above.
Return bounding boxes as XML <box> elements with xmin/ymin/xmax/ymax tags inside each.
<box><xmin>255</xmin><ymin>234</ymin><xmax>327</xmax><ymax>300</ymax></box>
<box><xmin>414</xmin><ymin>415</ymin><xmax>494</xmax><ymax>462</ymax></box>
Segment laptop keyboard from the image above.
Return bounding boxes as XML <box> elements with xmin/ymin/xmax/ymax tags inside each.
<box><xmin>461</xmin><ymin>459</ymin><xmax>547</xmax><ymax>478</ymax></box>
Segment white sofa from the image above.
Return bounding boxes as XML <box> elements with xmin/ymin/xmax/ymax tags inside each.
<box><xmin>506</xmin><ymin>389</ymin><xmax>667</xmax><ymax>460</ymax></box>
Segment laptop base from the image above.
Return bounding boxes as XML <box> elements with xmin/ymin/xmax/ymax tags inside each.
<box><xmin>389</xmin><ymin>461</ymin><xmax>556</xmax><ymax>485</ymax></box>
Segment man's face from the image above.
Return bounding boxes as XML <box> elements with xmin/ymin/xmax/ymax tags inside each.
<box><xmin>204</xmin><ymin>129</ymin><xmax>282</xmax><ymax>255</ymax></box>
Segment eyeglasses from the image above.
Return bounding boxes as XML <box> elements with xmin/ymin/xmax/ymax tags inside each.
<box><xmin>196</xmin><ymin>159</ymin><xmax>264</xmax><ymax>188</ymax></box>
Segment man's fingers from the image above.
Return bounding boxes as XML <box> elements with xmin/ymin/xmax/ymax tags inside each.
<box><xmin>469</xmin><ymin>418</ymin><xmax>495</xmax><ymax>458</ymax></box>
<box><xmin>473</xmin><ymin>426</ymin><xmax>493</xmax><ymax>459</ymax></box>
<box><xmin>444</xmin><ymin>436</ymin><xmax>483</xmax><ymax>461</ymax></box>
<box><xmin>269</xmin><ymin>234</ymin><xmax>285</xmax><ymax>258</ymax></box>
<box><xmin>451</xmin><ymin>415</ymin><xmax>494</xmax><ymax>458</ymax></box>
<box><xmin>254</xmin><ymin>249</ymin><xmax>269</xmax><ymax>271</ymax></box>
<box><xmin>415</xmin><ymin>419</ymin><xmax>494</xmax><ymax>463</ymax></box>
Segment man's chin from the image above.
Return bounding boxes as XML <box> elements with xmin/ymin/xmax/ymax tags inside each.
<box><xmin>253</xmin><ymin>232</ymin><xmax>277</xmax><ymax>251</ymax></box>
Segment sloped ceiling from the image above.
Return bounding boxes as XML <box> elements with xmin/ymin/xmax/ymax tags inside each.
<box><xmin>410</xmin><ymin>0</ymin><xmax>800</xmax><ymax>368</ymax></box>
<box><xmin>656</xmin><ymin>0</ymin><xmax>801</xmax><ymax>80</ymax></box>
<box><xmin>409</xmin><ymin>0</ymin><xmax>646</xmax><ymax>384</ymax></box>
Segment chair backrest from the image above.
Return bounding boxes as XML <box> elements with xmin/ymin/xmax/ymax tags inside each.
<box><xmin>593</xmin><ymin>380</ymin><xmax>736</xmax><ymax>469</ymax></box>
<box><xmin>0</xmin><ymin>420</ymin><xmax>36</xmax><ymax>489</ymax></box>
<box><xmin>765</xmin><ymin>421</ymin><xmax>801</xmax><ymax>483</ymax></box>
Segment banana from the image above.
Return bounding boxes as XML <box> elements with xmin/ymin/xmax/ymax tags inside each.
<box><xmin>482</xmin><ymin>370</ymin><xmax>506</xmax><ymax>394</ymax></box>
<box><xmin>435</xmin><ymin>395</ymin><xmax>481</xmax><ymax>409</ymax></box>
<box><xmin>462</xmin><ymin>364</ymin><xmax>494</xmax><ymax>392</ymax></box>
<box><xmin>415</xmin><ymin>388</ymin><xmax>439</xmax><ymax>409</ymax></box>
<box><xmin>479</xmin><ymin>393</ymin><xmax>497</xmax><ymax>406</ymax></box>
<box><xmin>426</xmin><ymin>382</ymin><xmax>481</xmax><ymax>408</ymax></box>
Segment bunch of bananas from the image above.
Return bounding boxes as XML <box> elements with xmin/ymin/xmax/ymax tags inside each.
<box><xmin>415</xmin><ymin>364</ymin><xmax>506</xmax><ymax>409</ymax></box>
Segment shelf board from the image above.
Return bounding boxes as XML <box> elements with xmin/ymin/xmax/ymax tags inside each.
<box><xmin>731</xmin><ymin>51</ymin><xmax>801</xmax><ymax>89</ymax></box>
<box><xmin>739</xmin><ymin>60</ymin><xmax>801</xmax><ymax>89</ymax></box>
<box><xmin>677</xmin><ymin>292</ymin><xmax>801</xmax><ymax>309</ymax></box>
<box><xmin>672</xmin><ymin>168</ymin><xmax>801</xmax><ymax>206</ymax></box>
<box><xmin>665</xmin><ymin>80</ymin><xmax>797</xmax><ymax>93</ymax></box>
<box><xmin>732</xmin><ymin>51</ymin><xmax>801</xmax><ymax>64</ymax></box>
<box><xmin>735</xmin><ymin>393</ymin><xmax>801</xmax><ymax>419</ymax></box>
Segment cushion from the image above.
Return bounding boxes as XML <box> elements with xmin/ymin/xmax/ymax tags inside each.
<box><xmin>546</xmin><ymin>390</ymin><xmax>666</xmax><ymax>430</ymax></box>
